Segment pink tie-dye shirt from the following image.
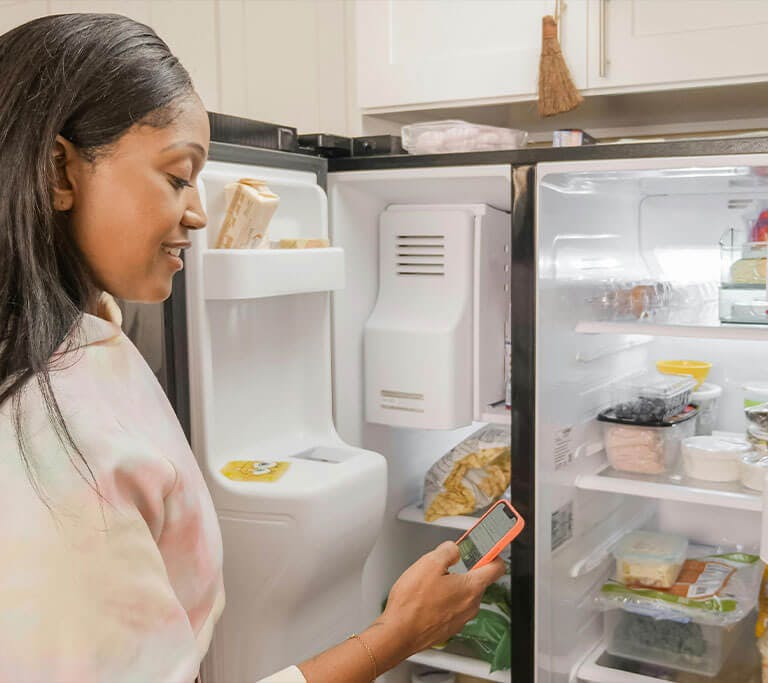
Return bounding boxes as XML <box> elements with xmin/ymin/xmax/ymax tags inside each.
<box><xmin>0</xmin><ymin>297</ymin><xmax>305</xmax><ymax>683</ymax></box>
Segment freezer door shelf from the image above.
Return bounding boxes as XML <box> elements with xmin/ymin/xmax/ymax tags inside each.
<box><xmin>202</xmin><ymin>247</ymin><xmax>345</xmax><ymax>299</ymax></box>
<box><xmin>575</xmin><ymin>464</ymin><xmax>762</xmax><ymax>512</ymax></box>
<box><xmin>408</xmin><ymin>649</ymin><xmax>510</xmax><ymax>682</ymax></box>
<box><xmin>397</xmin><ymin>502</ymin><xmax>478</xmax><ymax>530</ymax></box>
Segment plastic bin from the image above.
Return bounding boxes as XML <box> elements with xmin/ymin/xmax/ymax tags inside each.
<box><xmin>613</xmin><ymin>372</ymin><xmax>697</xmax><ymax>423</ymax></box>
<box><xmin>719</xmin><ymin>230</ymin><xmax>768</xmax><ymax>325</ymax></box>
<box><xmin>598</xmin><ymin>406</ymin><xmax>698</xmax><ymax>475</ymax></box>
<box><xmin>605</xmin><ymin>609</ymin><xmax>750</xmax><ymax>677</ymax></box>
<box><xmin>613</xmin><ymin>531</ymin><xmax>688</xmax><ymax>589</ymax></box>
<box><xmin>401</xmin><ymin>120</ymin><xmax>527</xmax><ymax>155</ymax></box>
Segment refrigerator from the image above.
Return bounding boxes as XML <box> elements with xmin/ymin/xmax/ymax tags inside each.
<box><xmin>143</xmin><ymin>136</ymin><xmax>768</xmax><ymax>683</ymax></box>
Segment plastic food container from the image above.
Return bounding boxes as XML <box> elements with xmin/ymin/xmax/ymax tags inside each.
<box><xmin>748</xmin><ymin>425</ymin><xmax>768</xmax><ymax>455</ymax></box>
<box><xmin>656</xmin><ymin>360</ymin><xmax>712</xmax><ymax>388</ymax></box>
<box><xmin>613</xmin><ymin>530</ymin><xmax>688</xmax><ymax>588</ymax></box>
<box><xmin>691</xmin><ymin>383</ymin><xmax>722</xmax><ymax>436</ymax></box>
<box><xmin>598</xmin><ymin>406</ymin><xmax>698</xmax><ymax>475</ymax></box>
<box><xmin>746</xmin><ymin>402</ymin><xmax>768</xmax><ymax>432</ymax></box>
<box><xmin>741</xmin><ymin>452</ymin><xmax>768</xmax><ymax>491</ymax></box>
<box><xmin>605</xmin><ymin>608</ymin><xmax>750</xmax><ymax>676</ymax></box>
<box><xmin>401</xmin><ymin>120</ymin><xmax>527</xmax><ymax>155</ymax></box>
<box><xmin>681</xmin><ymin>436</ymin><xmax>751</xmax><ymax>482</ymax></box>
<box><xmin>744</xmin><ymin>383</ymin><xmax>768</xmax><ymax>409</ymax></box>
<box><xmin>613</xmin><ymin>372</ymin><xmax>697</xmax><ymax>423</ymax></box>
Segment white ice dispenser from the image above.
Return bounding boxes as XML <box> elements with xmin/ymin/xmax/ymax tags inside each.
<box><xmin>364</xmin><ymin>204</ymin><xmax>510</xmax><ymax>430</ymax></box>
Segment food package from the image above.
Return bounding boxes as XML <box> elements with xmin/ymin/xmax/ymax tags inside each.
<box><xmin>597</xmin><ymin>550</ymin><xmax>763</xmax><ymax>626</ymax></box>
<box><xmin>681</xmin><ymin>435</ymin><xmax>751</xmax><ymax>482</ymax></box>
<box><xmin>215</xmin><ymin>178</ymin><xmax>279</xmax><ymax>249</ymax></box>
<box><xmin>278</xmin><ymin>238</ymin><xmax>330</xmax><ymax>249</ymax></box>
<box><xmin>422</xmin><ymin>425</ymin><xmax>510</xmax><ymax>522</ymax></box>
<box><xmin>747</xmin><ymin>403</ymin><xmax>768</xmax><ymax>433</ymax></box>
<box><xmin>613</xmin><ymin>531</ymin><xmax>688</xmax><ymax>589</ymax></box>
<box><xmin>731</xmin><ymin>257</ymin><xmax>767</xmax><ymax>285</ymax></box>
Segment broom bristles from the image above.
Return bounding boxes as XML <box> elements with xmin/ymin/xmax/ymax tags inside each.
<box><xmin>538</xmin><ymin>15</ymin><xmax>583</xmax><ymax>117</ymax></box>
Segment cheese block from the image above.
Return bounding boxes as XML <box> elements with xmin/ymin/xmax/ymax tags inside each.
<box><xmin>730</xmin><ymin>257</ymin><xmax>767</xmax><ymax>285</ymax></box>
<box><xmin>215</xmin><ymin>178</ymin><xmax>280</xmax><ymax>249</ymax></box>
<box><xmin>279</xmin><ymin>238</ymin><xmax>330</xmax><ymax>249</ymax></box>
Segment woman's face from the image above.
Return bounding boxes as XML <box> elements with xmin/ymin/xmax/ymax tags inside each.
<box><xmin>63</xmin><ymin>97</ymin><xmax>210</xmax><ymax>303</ymax></box>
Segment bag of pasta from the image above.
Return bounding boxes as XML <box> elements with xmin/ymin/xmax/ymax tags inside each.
<box><xmin>423</xmin><ymin>425</ymin><xmax>511</xmax><ymax>522</ymax></box>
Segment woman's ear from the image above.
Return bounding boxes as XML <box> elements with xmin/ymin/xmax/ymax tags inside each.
<box><xmin>51</xmin><ymin>134</ymin><xmax>79</xmax><ymax>212</ymax></box>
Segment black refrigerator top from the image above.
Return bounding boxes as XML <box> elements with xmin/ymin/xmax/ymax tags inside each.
<box><xmin>328</xmin><ymin>134</ymin><xmax>768</xmax><ymax>172</ymax></box>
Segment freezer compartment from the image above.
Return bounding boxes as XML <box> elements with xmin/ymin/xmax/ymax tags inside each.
<box><xmin>604</xmin><ymin>609</ymin><xmax>752</xmax><ymax>677</ymax></box>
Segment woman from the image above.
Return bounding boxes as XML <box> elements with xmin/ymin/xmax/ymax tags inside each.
<box><xmin>0</xmin><ymin>13</ymin><xmax>506</xmax><ymax>683</ymax></box>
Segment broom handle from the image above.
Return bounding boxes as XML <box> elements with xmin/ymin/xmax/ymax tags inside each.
<box><xmin>599</xmin><ymin>0</ymin><xmax>608</xmax><ymax>77</ymax></box>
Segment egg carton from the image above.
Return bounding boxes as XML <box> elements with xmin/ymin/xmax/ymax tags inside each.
<box><xmin>401</xmin><ymin>120</ymin><xmax>527</xmax><ymax>155</ymax></box>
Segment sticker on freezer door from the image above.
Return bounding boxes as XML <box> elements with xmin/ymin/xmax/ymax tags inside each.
<box><xmin>220</xmin><ymin>460</ymin><xmax>290</xmax><ymax>482</ymax></box>
<box><xmin>551</xmin><ymin>501</ymin><xmax>573</xmax><ymax>552</ymax></box>
<box><xmin>553</xmin><ymin>426</ymin><xmax>574</xmax><ymax>470</ymax></box>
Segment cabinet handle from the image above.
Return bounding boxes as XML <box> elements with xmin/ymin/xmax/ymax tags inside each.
<box><xmin>599</xmin><ymin>0</ymin><xmax>608</xmax><ymax>77</ymax></box>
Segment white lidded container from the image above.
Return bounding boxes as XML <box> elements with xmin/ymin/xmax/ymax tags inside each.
<box><xmin>691</xmin><ymin>382</ymin><xmax>722</xmax><ymax>436</ymax></box>
<box><xmin>613</xmin><ymin>530</ymin><xmax>688</xmax><ymax>589</ymax></box>
<box><xmin>681</xmin><ymin>435</ymin><xmax>751</xmax><ymax>482</ymax></box>
<box><xmin>740</xmin><ymin>452</ymin><xmax>768</xmax><ymax>491</ymax></box>
<box><xmin>743</xmin><ymin>382</ymin><xmax>768</xmax><ymax>409</ymax></box>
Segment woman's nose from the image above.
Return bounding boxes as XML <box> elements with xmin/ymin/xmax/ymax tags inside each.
<box><xmin>183</xmin><ymin>191</ymin><xmax>207</xmax><ymax>230</ymax></box>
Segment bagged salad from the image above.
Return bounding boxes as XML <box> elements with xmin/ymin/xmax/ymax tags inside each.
<box><xmin>596</xmin><ymin>550</ymin><xmax>762</xmax><ymax>626</ymax></box>
<box><xmin>423</xmin><ymin>425</ymin><xmax>510</xmax><ymax>522</ymax></box>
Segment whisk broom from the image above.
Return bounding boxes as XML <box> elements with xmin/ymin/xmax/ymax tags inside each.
<box><xmin>538</xmin><ymin>14</ymin><xmax>583</xmax><ymax>117</ymax></box>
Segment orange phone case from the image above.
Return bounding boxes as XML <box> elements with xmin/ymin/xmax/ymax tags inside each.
<box><xmin>455</xmin><ymin>499</ymin><xmax>525</xmax><ymax>570</ymax></box>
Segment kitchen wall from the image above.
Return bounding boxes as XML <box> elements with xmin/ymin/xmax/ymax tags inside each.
<box><xmin>0</xmin><ymin>0</ymin><xmax>351</xmax><ymax>135</ymax></box>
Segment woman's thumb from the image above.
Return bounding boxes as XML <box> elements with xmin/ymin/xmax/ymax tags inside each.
<box><xmin>431</xmin><ymin>541</ymin><xmax>461</xmax><ymax>569</ymax></box>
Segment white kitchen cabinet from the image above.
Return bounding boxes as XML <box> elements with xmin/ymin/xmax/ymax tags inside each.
<box><xmin>355</xmin><ymin>0</ymin><xmax>587</xmax><ymax>111</ymax></box>
<box><xmin>587</xmin><ymin>0</ymin><xmax>768</xmax><ymax>92</ymax></box>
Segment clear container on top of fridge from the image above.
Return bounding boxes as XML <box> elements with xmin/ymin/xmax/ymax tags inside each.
<box><xmin>401</xmin><ymin>120</ymin><xmax>527</xmax><ymax>155</ymax></box>
<box><xmin>604</xmin><ymin>607</ymin><xmax>751</xmax><ymax>677</ymax></box>
<box><xmin>598</xmin><ymin>406</ymin><xmax>698</xmax><ymax>475</ymax></box>
<box><xmin>612</xmin><ymin>372</ymin><xmax>697</xmax><ymax>423</ymax></box>
<box><xmin>719</xmin><ymin>228</ymin><xmax>768</xmax><ymax>324</ymax></box>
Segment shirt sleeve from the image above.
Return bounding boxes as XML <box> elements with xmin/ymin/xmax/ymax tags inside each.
<box><xmin>258</xmin><ymin>665</ymin><xmax>308</xmax><ymax>682</ymax></box>
<box><xmin>0</xmin><ymin>451</ymin><xmax>201</xmax><ymax>683</ymax></box>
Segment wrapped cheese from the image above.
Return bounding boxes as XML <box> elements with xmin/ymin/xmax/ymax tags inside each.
<box><xmin>215</xmin><ymin>178</ymin><xmax>279</xmax><ymax>249</ymax></box>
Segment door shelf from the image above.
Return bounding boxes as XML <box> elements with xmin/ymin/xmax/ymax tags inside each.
<box><xmin>575</xmin><ymin>465</ymin><xmax>762</xmax><ymax>512</ymax></box>
<box><xmin>407</xmin><ymin>649</ymin><xmax>510</xmax><ymax>682</ymax></box>
<box><xmin>203</xmin><ymin>247</ymin><xmax>345</xmax><ymax>300</ymax></box>
<box><xmin>397</xmin><ymin>503</ymin><xmax>477</xmax><ymax>531</ymax></box>
<box><xmin>575</xmin><ymin>320</ymin><xmax>768</xmax><ymax>342</ymax></box>
<box><xmin>480</xmin><ymin>403</ymin><xmax>512</xmax><ymax>426</ymax></box>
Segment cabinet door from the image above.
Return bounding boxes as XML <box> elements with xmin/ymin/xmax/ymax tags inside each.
<box><xmin>588</xmin><ymin>0</ymin><xmax>768</xmax><ymax>91</ymax></box>
<box><xmin>356</xmin><ymin>0</ymin><xmax>587</xmax><ymax>110</ymax></box>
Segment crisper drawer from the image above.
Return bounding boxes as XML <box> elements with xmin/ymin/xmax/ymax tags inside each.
<box><xmin>604</xmin><ymin>609</ymin><xmax>752</xmax><ymax>677</ymax></box>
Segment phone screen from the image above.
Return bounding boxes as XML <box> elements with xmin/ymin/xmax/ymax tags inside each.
<box><xmin>455</xmin><ymin>502</ymin><xmax>517</xmax><ymax>572</ymax></box>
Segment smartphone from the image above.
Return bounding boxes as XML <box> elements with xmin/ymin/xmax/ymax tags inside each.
<box><xmin>453</xmin><ymin>500</ymin><xmax>525</xmax><ymax>572</ymax></box>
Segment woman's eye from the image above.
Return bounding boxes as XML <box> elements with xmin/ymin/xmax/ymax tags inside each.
<box><xmin>167</xmin><ymin>174</ymin><xmax>192</xmax><ymax>190</ymax></box>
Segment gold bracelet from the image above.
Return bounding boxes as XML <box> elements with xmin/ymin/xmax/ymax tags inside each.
<box><xmin>348</xmin><ymin>632</ymin><xmax>377</xmax><ymax>681</ymax></box>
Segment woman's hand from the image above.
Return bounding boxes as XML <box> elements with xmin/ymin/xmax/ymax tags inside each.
<box><xmin>368</xmin><ymin>542</ymin><xmax>507</xmax><ymax>663</ymax></box>
<box><xmin>297</xmin><ymin>542</ymin><xmax>507</xmax><ymax>682</ymax></box>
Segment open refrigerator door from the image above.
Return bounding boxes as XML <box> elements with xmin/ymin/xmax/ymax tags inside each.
<box><xmin>535</xmin><ymin>156</ymin><xmax>768</xmax><ymax>683</ymax></box>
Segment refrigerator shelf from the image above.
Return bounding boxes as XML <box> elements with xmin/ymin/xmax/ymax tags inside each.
<box><xmin>575</xmin><ymin>320</ymin><xmax>768</xmax><ymax>342</ymax></box>
<box><xmin>575</xmin><ymin>465</ymin><xmax>762</xmax><ymax>512</ymax></box>
<box><xmin>397</xmin><ymin>503</ymin><xmax>477</xmax><ymax>530</ymax></box>
<box><xmin>481</xmin><ymin>403</ymin><xmax>512</xmax><ymax>425</ymax></box>
<box><xmin>407</xmin><ymin>649</ymin><xmax>510</xmax><ymax>682</ymax></box>
<box><xmin>202</xmin><ymin>247</ymin><xmax>345</xmax><ymax>299</ymax></box>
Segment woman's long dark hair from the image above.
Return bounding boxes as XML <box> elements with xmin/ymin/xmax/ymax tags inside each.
<box><xmin>0</xmin><ymin>14</ymin><xmax>194</xmax><ymax>509</ymax></box>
